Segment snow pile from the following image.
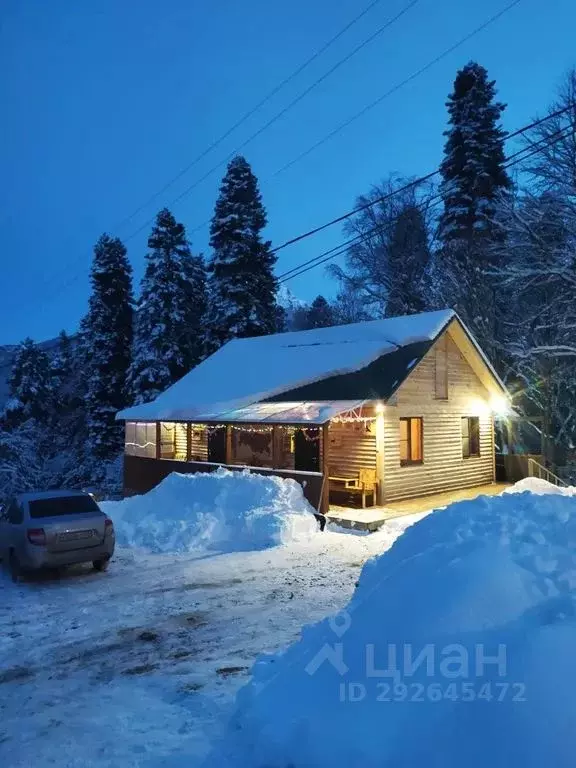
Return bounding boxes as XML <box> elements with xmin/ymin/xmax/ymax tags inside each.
<box><xmin>102</xmin><ymin>468</ymin><xmax>318</xmax><ymax>554</ymax></box>
<box><xmin>504</xmin><ymin>476</ymin><xmax>576</xmax><ymax>496</ymax></box>
<box><xmin>210</xmin><ymin>492</ymin><xmax>576</xmax><ymax>768</ymax></box>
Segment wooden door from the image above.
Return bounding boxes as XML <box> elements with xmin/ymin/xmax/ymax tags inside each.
<box><xmin>294</xmin><ymin>429</ymin><xmax>321</xmax><ymax>472</ymax></box>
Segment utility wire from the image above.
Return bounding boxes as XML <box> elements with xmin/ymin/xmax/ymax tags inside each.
<box><xmin>272</xmin><ymin>104</ymin><xmax>574</xmax><ymax>258</ymax></box>
<box><xmin>8</xmin><ymin>84</ymin><xmax>572</xmax><ymax>322</ymax></box>
<box><xmin>277</xmin><ymin>120</ymin><xmax>575</xmax><ymax>284</ymax></box>
<box><xmin>122</xmin><ymin>0</ymin><xmax>420</xmax><ymax>244</ymax></box>
<box><xmin>112</xmin><ymin>0</ymin><xmax>387</xmax><ymax>233</ymax></box>
<box><xmin>187</xmin><ymin>0</ymin><xmax>525</xmax><ymax>241</ymax></box>
<box><xmin>270</xmin><ymin>0</ymin><xmax>523</xmax><ymax>181</ymax></box>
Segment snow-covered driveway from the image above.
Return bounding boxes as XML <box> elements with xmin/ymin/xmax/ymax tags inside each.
<box><xmin>0</xmin><ymin>517</ymin><xmax>423</xmax><ymax>767</ymax></box>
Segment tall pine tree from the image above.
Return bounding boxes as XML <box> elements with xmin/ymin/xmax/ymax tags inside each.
<box><xmin>438</xmin><ymin>61</ymin><xmax>511</xmax><ymax>357</ymax></box>
<box><xmin>206</xmin><ymin>156</ymin><xmax>277</xmax><ymax>352</ymax></box>
<box><xmin>129</xmin><ymin>208</ymin><xmax>207</xmax><ymax>404</ymax></box>
<box><xmin>84</xmin><ymin>233</ymin><xmax>134</xmax><ymax>461</ymax></box>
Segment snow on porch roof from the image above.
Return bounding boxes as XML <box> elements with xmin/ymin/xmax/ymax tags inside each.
<box><xmin>117</xmin><ymin>309</ymin><xmax>456</xmax><ymax>423</ymax></box>
<box><xmin>187</xmin><ymin>400</ymin><xmax>367</xmax><ymax>425</ymax></box>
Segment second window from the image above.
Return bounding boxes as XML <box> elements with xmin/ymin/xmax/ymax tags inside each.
<box><xmin>400</xmin><ymin>417</ymin><xmax>423</xmax><ymax>465</ymax></box>
<box><xmin>462</xmin><ymin>417</ymin><xmax>480</xmax><ymax>458</ymax></box>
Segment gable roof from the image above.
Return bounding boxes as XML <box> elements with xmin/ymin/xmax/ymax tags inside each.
<box><xmin>117</xmin><ymin>309</ymin><xmax>505</xmax><ymax>424</ymax></box>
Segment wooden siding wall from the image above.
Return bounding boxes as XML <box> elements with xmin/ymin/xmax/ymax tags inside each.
<box><xmin>328</xmin><ymin>421</ymin><xmax>377</xmax><ymax>477</ymax></box>
<box><xmin>383</xmin><ymin>333</ymin><xmax>494</xmax><ymax>502</ymax></box>
<box><xmin>190</xmin><ymin>426</ymin><xmax>208</xmax><ymax>462</ymax></box>
<box><xmin>174</xmin><ymin>424</ymin><xmax>187</xmax><ymax>459</ymax></box>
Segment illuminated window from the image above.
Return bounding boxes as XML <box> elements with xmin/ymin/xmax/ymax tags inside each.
<box><xmin>435</xmin><ymin>336</ymin><xmax>448</xmax><ymax>399</ymax></box>
<box><xmin>125</xmin><ymin>422</ymin><xmax>156</xmax><ymax>458</ymax></box>
<box><xmin>159</xmin><ymin>422</ymin><xmax>188</xmax><ymax>460</ymax></box>
<box><xmin>462</xmin><ymin>417</ymin><xmax>480</xmax><ymax>458</ymax></box>
<box><xmin>399</xmin><ymin>417</ymin><xmax>423</xmax><ymax>465</ymax></box>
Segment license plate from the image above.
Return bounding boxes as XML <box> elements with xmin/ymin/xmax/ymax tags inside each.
<box><xmin>59</xmin><ymin>530</ymin><xmax>93</xmax><ymax>542</ymax></box>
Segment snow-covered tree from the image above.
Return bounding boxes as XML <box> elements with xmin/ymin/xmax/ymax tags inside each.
<box><xmin>520</xmin><ymin>68</ymin><xmax>576</xmax><ymax>197</ymax></box>
<box><xmin>437</xmin><ymin>61</ymin><xmax>512</xmax><ymax>357</ymax></box>
<box><xmin>331</xmin><ymin>286</ymin><xmax>374</xmax><ymax>325</ymax></box>
<box><xmin>496</xmin><ymin>191</ymin><xmax>576</xmax><ymax>466</ymax></box>
<box><xmin>129</xmin><ymin>208</ymin><xmax>207</xmax><ymax>404</ymax></box>
<box><xmin>84</xmin><ymin>233</ymin><xmax>134</xmax><ymax>461</ymax></box>
<box><xmin>205</xmin><ymin>156</ymin><xmax>277</xmax><ymax>352</ymax></box>
<box><xmin>331</xmin><ymin>175</ymin><xmax>435</xmax><ymax>318</ymax></box>
<box><xmin>385</xmin><ymin>205</ymin><xmax>431</xmax><ymax>317</ymax></box>
<box><xmin>4</xmin><ymin>337</ymin><xmax>52</xmax><ymax>425</ymax></box>
<box><xmin>304</xmin><ymin>295</ymin><xmax>334</xmax><ymax>329</ymax></box>
<box><xmin>0</xmin><ymin>421</ymin><xmax>49</xmax><ymax>502</ymax></box>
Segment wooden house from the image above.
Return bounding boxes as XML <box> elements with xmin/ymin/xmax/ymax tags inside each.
<box><xmin>117</xmin><ymin>309</ymin><xmax>509</xmax><ymax>514</ymax></box>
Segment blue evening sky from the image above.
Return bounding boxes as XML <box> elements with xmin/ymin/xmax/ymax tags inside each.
<box><xmin>1</xmin><ymin>0</ymin><xmax>574</xmax><ymax>344</ymax></box>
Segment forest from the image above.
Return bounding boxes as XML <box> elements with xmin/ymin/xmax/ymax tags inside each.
<box><xmin>2</xmin><ymin>61</ymin><xmax>575</xmax><ymax>497</ymax></box>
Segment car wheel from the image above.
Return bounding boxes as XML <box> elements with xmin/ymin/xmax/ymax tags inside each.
<box><xmin>9</xmin><ymin>552</ymin><xmax>22</xmax><ymax>583</ymax></box>
<box><xmin>93</xmin><ymin>558</ymin><xmax>110</xmax><ymax>572</ymax></box>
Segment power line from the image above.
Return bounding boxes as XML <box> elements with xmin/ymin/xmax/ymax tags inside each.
<box><xmin>122</xmin><ymin>0</ymin><xmax>421</xmax><ymax>245</ymax></box>
<box><xmin>112</xmin><ymin>0</ymin><xmax>387</xmax><ymax>233</ymax></box>
<box><xmin>188</xmin><ymin>0</ymin><xmax>525</xmax><ymax>242</ymax></box>
<box><xmin>17</xmin><ymin>0</ymin><xmax>520</xmax><ymax>302</ymax></box>
<box><xmin>277</xmin><ymin>120</ymin><xmax>575</xmax><ymax>285</ymax></box>
<box><xmin>270</xmin><ymin>0</ymin><xmax>523</xmax><ymax>181</ymax></box>
<box><xmin>273</xmin><ymin>104</ymin><xmax>573</xmax><ymax>263</ymax></box>
<box><xmin>10</xmin><ymin>106</ymin><xmax>574</xmax><ymax>332</ymax></box>
<box><xmin>278</xmin><ymin>124</ymin><xmax>575</xmax><ymax>283</ymax></box>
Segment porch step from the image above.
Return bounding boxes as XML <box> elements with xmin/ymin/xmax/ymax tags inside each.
<box><xmin>325</xmin><ymin>507</ymin><xmax>394</xmax><ymax>532</ymax></box>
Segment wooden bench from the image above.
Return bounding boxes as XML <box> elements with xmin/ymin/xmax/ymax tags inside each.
<box><xmin>329</xmin><ymin>468</ymin><xmax>378</xmax><ymax>508</ymax></box>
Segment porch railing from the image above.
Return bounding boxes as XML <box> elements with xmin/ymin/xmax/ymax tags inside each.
<box><xmin>526</xmin><ymin>457</ymin><xmax>568</xmax><ymax>488</ymax></box>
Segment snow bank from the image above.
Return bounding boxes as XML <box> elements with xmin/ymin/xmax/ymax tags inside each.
<box><xmin>504</xmin><ymin>476</ymin><xmax>576</xmax><ymax>496</ymax></box>
<box><xmin>210</xmin><ymin>492</ymin><xmax>576</xmax><ymax>768</ymax></box>
<box><xmin>102</xmin><ymin>468</ymin><xmax>318</xmax><ymax>554</ymax></box>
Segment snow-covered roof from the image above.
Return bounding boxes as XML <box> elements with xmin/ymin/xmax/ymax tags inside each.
<box><xmin>118</xmin><ymin>309</ymin><xmax>457</xmax><ymax>423</ymax></box>
<box><xmin>190</xmin><ymin>400</ymin><xmax>367</xmax><ymax>425</ymax></box>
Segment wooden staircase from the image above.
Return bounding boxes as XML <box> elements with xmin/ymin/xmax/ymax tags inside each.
<box><xmin>525</xmin><ymin>457</ymin><xmax>568</xmax><ymax>488</ymax></box>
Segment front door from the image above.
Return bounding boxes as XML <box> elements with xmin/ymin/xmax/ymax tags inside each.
<box><xmin>294</xmin><ymin>428</ymin><xmax>321</xmax><ymax>472</ymax></box>
<box><xmin>207</xmin><ymin>427</ymin><xmax>227</xmax><ymax>464</ymax></box>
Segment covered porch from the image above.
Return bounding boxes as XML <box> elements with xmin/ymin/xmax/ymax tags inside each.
<box><xmin>123</xmin><ymin>401</ymin><xmax>383</xmax><ymax>514</ymax></box>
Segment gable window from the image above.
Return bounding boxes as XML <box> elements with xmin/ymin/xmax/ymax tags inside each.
<box><xmin>462</xmin><ymin>417</ymin><xmax>480</xmax><ymax>458</ymax></box>
<box><xmin>435</xmin><ymin>336</ymin><xmax>448</xmax><ymax>399</ymax></box>
<box><xmin>399</xmin><ymin>417</ymin><xmax>423</xmax><ymax>465</ymax></box>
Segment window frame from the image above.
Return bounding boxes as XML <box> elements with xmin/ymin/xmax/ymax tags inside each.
<box><xmin>461</xmin><ymin>416</ymin><xmax>480</xmax><ymax>459</ymax></box>
<box><xmin>399</xmin><ymin>417</ymin><xmax>424</xmax><ymax>466</ymax></box>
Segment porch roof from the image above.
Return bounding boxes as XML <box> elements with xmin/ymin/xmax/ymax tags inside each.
<box><xmin>182</xmin><ymin>400</ymin><xmax>367</xmax><ymax>425</ymax></box>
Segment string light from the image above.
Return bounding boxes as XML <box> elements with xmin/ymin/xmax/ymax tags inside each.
<box><xmin>331</xmin><ymin>416</ymin><xmax>376</xmax><ymax>424</ymax></box>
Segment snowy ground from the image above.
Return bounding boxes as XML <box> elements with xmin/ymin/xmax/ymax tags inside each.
<box><xmin>0</xmin><ymin>515</ymin><xmax>424</xmax><ymax>767</ymax></box>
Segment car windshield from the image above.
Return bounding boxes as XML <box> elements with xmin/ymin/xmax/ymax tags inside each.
<box><xmin>28</xmin><ymin>495</ymin><xmax>100</xmax><ymax>518</ymax></box>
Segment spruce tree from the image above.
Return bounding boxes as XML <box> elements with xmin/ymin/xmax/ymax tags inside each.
<box><xmin>438</xmin><ymin>61</ymin><xmax>511</xmax><ymax>356</ymax></box>
<box><xmin>84</xmin><ymin>233</ymin><xmax>134</xmax><ymax>461</ymax></box>
<box><xmin>206</xmin><ymin>155</ymin><xmax>277</xmax><ymax>352</ymax></box>
<box><xmin>305</xmin><ymin>295</ymin><xmax>334</xmax><ymax>329</ymax></box>
<box><xmin>129</xmin><ymin>208</ymin><xmax>207</xmax><ymax>404</ymax></box>
<box><xmin>4</xmin><ymin>338</ymin><xmax>51</xmax><ymax>425</ymax></box>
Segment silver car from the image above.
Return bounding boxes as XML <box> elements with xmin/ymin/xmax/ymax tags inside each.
<box><xmin>0</xmin><ymin>490</ymin><xmax>115</xmax><ymax>581</ymax></box>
